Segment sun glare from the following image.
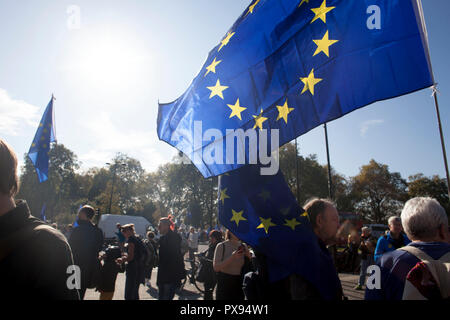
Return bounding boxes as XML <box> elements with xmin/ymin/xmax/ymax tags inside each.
<box><xmin>64</xmin><ymin>28</ymin><xmax>151</xmax><ymax>93</ymax></box>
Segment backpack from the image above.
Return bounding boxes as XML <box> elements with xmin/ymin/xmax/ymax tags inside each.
<box><xmin>399</xmin><ymin>246</ymin><xmax>450</xmax><ymax>300</ymax></box>
<box><xmin>133</xmin><ymin>236</ymin><xmax>149</xmax><ymax>266</ymax></box>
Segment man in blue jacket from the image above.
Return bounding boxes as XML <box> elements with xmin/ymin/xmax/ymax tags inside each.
<box><xmin>365</xmin><ymin>197</ymin><xmax>449</xmax><ymax>300</ymax></box>
<box><xmin>374</xmin><ymin>216</ymin><xmax>410</xmax><ymax>263</ymax></box>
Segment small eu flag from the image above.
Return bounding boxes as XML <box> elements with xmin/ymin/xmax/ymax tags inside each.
<box><xmin>158</xmin><ymin>0</ymin><xmax>434</xmax><ymax>178</ymax></box>
<box><xmin>218</xmin><ymin>165</ymin><xmax>341</xmax><ymax>300</ymax></box>
<box><xmin>28</xmin><ymin>96</ymin><xmax>56</xmax><ymax>183</ymax></box>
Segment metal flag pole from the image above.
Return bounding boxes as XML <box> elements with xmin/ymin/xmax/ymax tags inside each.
<box><xmin>324</xmin><ymin>123</ymin><xmax>333</xmax><ymax>200</ymax></box>
<box><xmin>295</xmin><ymin>138</ymin><xmax>300</xmax><ymax>204</ymax></box>
<box><xmin>416</xmin><ymin>0</ymin><xmax>450</xmax><ymax>199</ymax></box>
<box><xmin>432</xmin><ymin>87</ymin><xmax>450</xmax><ymax>199</ymax></box>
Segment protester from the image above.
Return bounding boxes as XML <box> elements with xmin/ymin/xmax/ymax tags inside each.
<box><xmin>188</xmin><ymin>226</ymin><xmax>199</xmax><ymax>268</ymax></box>
<box><xmin>289</xmin><ymin>198</ymin><xmax>345</xmax><ymax>300</ymax></box>
<box><xmin>69</xmin><ymin>205</ymin><xmax>104</xmax><ymax>299</ymax></box>
<box><xmin>120</xmin><ymin>224</ymin><xmax>145</xmax><ymax>300</ymax></box>
<box><xmin>366</xmin><ymin>197</ymin><xmax>450</xmax><ymax>300</ymax></box>
<box><xmin>213</xmin><ymin>229</ymin><xmax>252</xmax><ymax>300</ymax></box>
<box><xmin>157</xmin><ymin>216</ymin><xmax>186</xmax><ymax>300</ymax></box>
<box><xmin>144</xmin><ymin>231</ymin><xmax>158</xmax><ymax>288</ymax></box>
<box><xmin>354</xmin><ymin>227</ymin><xmax>377</xmax><ymax>290</ymax></box>
<box><xmin>0</xmin><ymin>139</ymin><xmax>79</xmax><ymax>300</ymax></box>
<box><xmin>374</xmin><ymin>216</ymin><xmax>411</xmax><ymax>263</ymax></box>
<box><xmin>115</xmin><ymin>223</ymin><xmax>126</xmax><ymax>251</ymax></box>
<box><xmin>345</xmin><ymin>231</ymin><xmax>360</xmax><ymax>273</ymax></box>
<box><xmin>64</xmin><ymin>224</ymin><xmax>73</xmax><ymax>240</ymax></box>
<box><xmin>97</xmin><ymin>245</ymin><xmax>124</xmax><ymax>300</ymax></box>
<box><xmin>197</xmin><ymin>230</ymin><xmax>223</xmax><ymax>300</ymax></box>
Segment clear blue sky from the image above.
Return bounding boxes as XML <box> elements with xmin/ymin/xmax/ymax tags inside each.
<box><xmin>0</xmin><ymin>0</ymin><xmax>449</xmax><ymax>181</ymax></box>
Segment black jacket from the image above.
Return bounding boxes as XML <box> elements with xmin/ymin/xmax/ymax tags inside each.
<box><xmin>0</xmin><ymin>201</ymin><xmax>79</xmax><ymax>300</ymax></box>
<box><xmin>68</xmin><ymin>219</ymin><xmax>104</xmax><ymax>289</ymax></box>
<box><xmin>157</xmin><ymin>230</ymin><xmax>185</xmax><ymax>285</ymax></box>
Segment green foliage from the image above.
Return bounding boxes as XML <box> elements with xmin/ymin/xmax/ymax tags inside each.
<box><xmin>351</xmin><ymin>159</ymin><xmax>408</xmax><ymax>223</ymax></box>
<box><xmin>16</xmin><ymin>143</ymin><xmax>448</xmax><ymax>227</ymax></box>
<box><xmin>408</xmin><ymin>174</ymin><xmax>450</xmax><ymax>216</ymax></box>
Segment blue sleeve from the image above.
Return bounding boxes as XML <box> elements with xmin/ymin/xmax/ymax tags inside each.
<box><xmin>374</xmin><ymin>237</ymin><xmax>386</xmax><ymax>264</ymax></box>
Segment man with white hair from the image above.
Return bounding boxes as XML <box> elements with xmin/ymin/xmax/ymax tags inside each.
<box><xmin>366</xmin><ymin>197</ymin><xmax>450</xmax><ymax>300</ymax></box>
<box><xmin>374</xmin><ymin>215</ymin><xmax>410</xmax><ymax>263</ymax></box>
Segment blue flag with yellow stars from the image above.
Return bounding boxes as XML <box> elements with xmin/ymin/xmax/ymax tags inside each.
<box><xmin>158</xmin><ymin>0</ymin><xmax>434</xmax><ymax>178</ymax></box>
<box><xmin>28</xmin><ymin>96</ymin><xmax>57</xmax><ymax>183</ymax></box>
<box><xmin>218</xmin><ymin>165</ymin><xmax>341</xmax><ymax>300</ymax></box>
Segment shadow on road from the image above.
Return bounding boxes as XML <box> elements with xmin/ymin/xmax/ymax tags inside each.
<box><xmin>145</xmin><ymin>285</ymin><xmax>159</xmax><ymax>299</ymax></box>
<box><xmin>176</xmin><ymin>288</ymin><xmax>202</xmax><ymax>300</ymax></box>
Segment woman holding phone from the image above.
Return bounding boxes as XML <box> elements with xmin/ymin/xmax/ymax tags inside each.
<box><xmin>213</xmin><ymin>229</ymin><xmax>252</xmax><ymax>300</ymax></box>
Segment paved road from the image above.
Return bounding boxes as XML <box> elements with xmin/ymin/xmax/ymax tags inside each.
<box><xmin>85</xmin><ymin>243</ymin><xmax>365</xmax><ymax>300</ymax></box>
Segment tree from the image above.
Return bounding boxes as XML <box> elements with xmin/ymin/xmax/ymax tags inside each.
<box><xmin>408</xmin><ymin>174</ymin><xmax>450</xmax><ymax>216</ymax></box>
<box><xmin>351</xmin><ymin>159</ymin><xmax>408</xmax><ymax>223</ymax></box>
<box><xmin>279</xmin><ymin>142</ymin><xmax>353</xmax><ymax>210</ymax></box>
<box><xmin>17</xmin><ymin>144</ymin><xmax>80</xmax><ymax>224</ymax></box>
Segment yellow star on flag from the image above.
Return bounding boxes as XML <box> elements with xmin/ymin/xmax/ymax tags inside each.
<box><xmin>246</xmin><ymin>0</ymin><xmax>260</xmax><ymax>16</ymax></box>
<box><xmin>218</xmin><ymin>32</ymin><xmax>235</xmax><ymax>52</ymax></box>
<box><xmin>207</xmin><ymin>79</ymin><xmax>229</xmax><ymax>99</ymax></box>
<box><xmin>300</xmin><ymin>69</ymin><xmax>322</xmax><ymax>95</ymax></box>
<box><xmin>313</xmin><ymin>31</ymin><xmax>339</xmax><ymax>57</ymax></box>
<box><xmin>252</xmin><ymin>109</ymin><xmax>268</xmax><ymax>130</ymax></box>
<box><xmin>39</xmin><ymin>123</ymin><xmax>43</xmax><ymax>127</ymax></box>
<box><xmin>310</xmin><ymin>0</ymin><xmax>335</xmax><ymax>24</ymax></box>
<box><xmin>257</xmin><ymin>217</ymin><xmax>277</xmax><ymax>234</ymax></box>
<box><xmin>284</xmin><ymin>218</ymin><xmax>301</xmax><ymax>231</ymax></box>
<box><xmin>298</xmin><ymin>0</ymin><xmax>309</xmax><ymax>8</ymax></box>
<box><xmin>227</xmin><ymin>99</ymin><xmax>247</xmax><ymax>120</ymax></box>
<box><xmin>204</xmin><ymin>57</ymin><xmax>222</xmax><ymax>77</ymax></box>
<box><xmin>219</xmin><ymin>188</ymin><xmax>231</xmax><ymax>205</ymax></box>
<box><xmin>231</xmin><ymin>209</ymin><xmax>247</xmax><ymax>227</ymax></box>
<box><xmin>276</xmin><ymin>99</ymin><xmax>294</xmax><ymax>124</ymax></box>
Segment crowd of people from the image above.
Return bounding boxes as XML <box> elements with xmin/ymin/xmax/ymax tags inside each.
<box><xmin>1</xmin><ymin>138</ymin><xmax>449</xmax><ymax>301</ymax></box>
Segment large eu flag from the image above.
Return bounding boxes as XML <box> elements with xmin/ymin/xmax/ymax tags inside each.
<box><xmin>218</xmin><ymin>165</ymin><xmax>341</xmax><ymax>300</ymax></box>
<box><xmin>28</xmin><ymin>96</ymin><xmax>57</xmax><ymax>183</ymax></box>
<box><xmin>158</xmin><ymin>0</ymin><xmax>434</xmax><ymax>178</ymax></box>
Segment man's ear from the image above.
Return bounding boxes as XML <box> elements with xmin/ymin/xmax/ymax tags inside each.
<box><xmin>316</xmin><ymin>212</ymin><xmax>323</xmax><ymax>229</ymax></box>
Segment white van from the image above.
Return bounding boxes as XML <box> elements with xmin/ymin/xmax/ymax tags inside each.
<box><xmin>98</xmin><ymin>214</ymin><xmax>153</xmax><ymax>239</ymax></box>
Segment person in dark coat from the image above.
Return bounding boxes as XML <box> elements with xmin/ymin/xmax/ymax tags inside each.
<box><xmin>289</xmin><ymin>198</ymin><xmax>345</xmax><ymax>300</ymax></box>
<box><xmin>68</xmin><ymin>205</ymin><xmax>104</xmax><ymax>299</ymax></box>
<box><xmin>0</xmin><ymin>138</ymin><xmax>79</xmax><ymax>300</ymax></box>
<box><xmin>157</xmin><ymin>216</ymin><xmax>186</xmax><ymax>300</ymax></box>
<box><xmin>120</xmin><ymin>224</ymin><xmax>144</xmax><ymax>300</ymax></box>
<box><xmin>198</xmin><ymin>230</ymin><xmax>223</xmax><ymax>300</ymax></box>
<box><xmin>97</xmin><ymin>245</ymin><xmax>124</xmax><ymax>300</ymax></box>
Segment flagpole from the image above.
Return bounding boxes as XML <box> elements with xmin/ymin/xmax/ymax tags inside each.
<box><xmin>416</xmin><ymin>0</ymin><xmax>450</xmax><ymax>199</ymax></box>
<box><xmin>295</xmin><ymin>138</ymin><xmax>300</xmax><ymax>204</ymax></box>
<box><xmin>324</xmin><ymin>123</ymin><xmax>333</xmax><ymax>200</ymax></box>
<box><xmin>432</xmin><ymin>89</ymin><xmax>450</xmax><ymax>199</ymax></box>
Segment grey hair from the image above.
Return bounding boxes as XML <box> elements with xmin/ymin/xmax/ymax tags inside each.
<box><xmin>388</xmin><ymin>216</ymin><xmax>401</xmax><ymax>226</ymax></box>
<box><xmin>401</xmin><ymin>197</ymin><xmax>448</xmax><ymax>240</ymax></box>
<box><xmin>361</xmin><ymin>226</ymin><xmax>370</xmax><ymax>233</ymax></box>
